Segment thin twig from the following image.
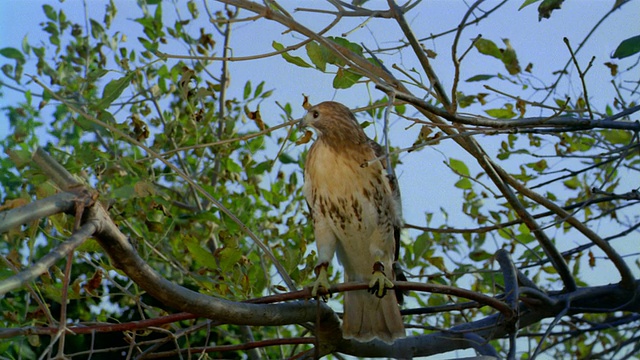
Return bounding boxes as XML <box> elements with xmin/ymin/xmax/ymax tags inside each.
<box><xmin>563</xmin><ymin>37</ymin><xmax>594</xmax><ymax>119</ymax></box>
<box><xmin>451</xmin><ymin>0</ymin><xmax>486</xmax><ymax>113</ymax></box>
<box><xmin>387</xmin><ymin>0</ymin><xmax>451</xmax><ymax>109</ymax></box>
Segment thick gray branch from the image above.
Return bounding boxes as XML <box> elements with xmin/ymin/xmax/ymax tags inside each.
<box><xmin>0</xmin><ymin>192</ymin><xmax>77</xmax><ymax>233</ymax></box>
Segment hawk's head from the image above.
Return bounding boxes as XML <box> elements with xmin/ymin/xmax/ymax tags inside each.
<box><xmin>300</xmin><ymin>101</ymin><xmax>366</xmax><ymax>145</ymax></box>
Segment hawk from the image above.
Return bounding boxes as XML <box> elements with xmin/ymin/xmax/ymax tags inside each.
<box><xmin>301</xmin><ymin>101</ymin><xmax>405</xmax><ymax>344</ymax></box>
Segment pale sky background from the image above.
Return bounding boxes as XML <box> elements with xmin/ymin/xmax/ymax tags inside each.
<box><xmin>1</xmin><ymin>1</ymin><xmax>640</xmax><ymax>358</ymax></box>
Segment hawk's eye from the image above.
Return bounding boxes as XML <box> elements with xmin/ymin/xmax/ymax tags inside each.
<box><xmin>312</xmin><ymin>111</ymin><xmax>320</xmax><ymax>119</ymax></box>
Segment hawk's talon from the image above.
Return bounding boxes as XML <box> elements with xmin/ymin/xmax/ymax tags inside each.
<box><xmin>311</xmin><ymin>263</ymin><xmax>331</xmax><ymax>301</ymax></box>
<box><xmin>368</xmin><ymin>262</ymin><xmax>394</xmax><ymax>298</ymax></box>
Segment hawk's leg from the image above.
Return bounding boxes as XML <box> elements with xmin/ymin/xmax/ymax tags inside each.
<box><xmin>368</xmin><ymin>260</ymin><xmax>394</xmax><ymax>298</ymax></box>
<box><xmin>311</xmin><ymin>262</ymin><xmax>331</xmax><ymax>300</ymax></box>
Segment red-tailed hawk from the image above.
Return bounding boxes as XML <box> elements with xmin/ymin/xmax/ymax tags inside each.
<box><xmin>301</xmin><ymin>101</ymin><xmax>405</xmax><ymax>343</ymax></box>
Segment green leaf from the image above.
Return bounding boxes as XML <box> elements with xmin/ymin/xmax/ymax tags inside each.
<box><xmin>485</xmin><ymin>106</ymin><xmax>516</xmax><ymax>119</ymax></box>
<box><xmin>501</xmin><ymin>39</ymin><xmax>521</xmax><ymax>75</ymax></box>
<box><xmin>449</xmin><ymin>158</ymin><xmax>470</xmax><ymax>177</ymax></box>
<box><xmin>86</xmin><ymin>68</ymin><xmax>109</xmax><ymax>82</ymax></box>
<box><xmin>138</xmin><ymin>37</ymin><xmax>158</xmax><ymax>53</ymax></box>
<box><xmin>279</xmin><ymin>153</ymin><xmax>297</xmax><ymax>164</ymax></box>
<box><xmin>317</xmin><ymin>37</ymin><xmax>364</xmax><ymax>67</ymax></box>
<box><xmin>89</xmin><ymin>19</ymin><xmax>105</xmax><ymax>40</ymax></box>
<box><xmin>538</xmin><ymin>0</ymin><xmax>564</xmax><ymax>20</ymax></box>
<box><xmin>612</xmin><ymin>35</ymin><xmax>640</xmax><ymax>59</ymax></box>
<box><xmin>94</xmin><ymin>72</ymin><xmax>134</xmax><ymax>110</ymax></box>
<box><xmin>223</xmin><ymin>158</ymin><xmax>243</xmax><ymax>173</ymax></box>
<box><xmin>218</xmin><ymin>247</ymin><xmax>243</xmax><ymax>272</ymax></box>
<box><xmin>601</xmin><ymin>129</ymin><xmax>632</xmax><ymax>145</ymax></box>
<box><xmin>272</xmin><ymin>41</ymin><xmax>312</xmax><ymax>68</ymax></box>
<box><xmin>518</xmin><ymin>0</ymin><xmax>540</xmax><ymax>10</ymax></box>
<box><xmin>469</xmin><ymin>249</ymin><xmax>492</xmax><ymax>261</ymax></box>
<box><xmin>526</xmin><ymin>159</ymin><xmax>548</xmax><ymax>172</ymax></box>
<box><xmin>563</xmin><ymin>177</ymin><xmax>581</xmax><ymax>190</ymax></box>
<box><xmin>0</xmin><ymin>47</ymin><xmax>26</xmax><ymax>64</ymax></box>
<box><xmin>154</xmin><ymin>2</ymin><xmax>163</xmax><ymax>23</ymax></box>
<box><xmin>7</xmin><ymin>143</ymin><xmax>32</xmax><ymax>169</ymax></box>
<box><xmin>333</xmin><ymin>68</ymin><xmax>361</xmax><ymax>89</ymax></box>
<box><xmin>42</xmin><ymin>4</ymin><xmax>57</xmax><ymax>21</ymax></box>
<box><xmin>474</xmin><ymin>38</ymin><xmax>502</xmax><ymax>59</ymax></box>
<box><xmin>185</xmin><ymin>236</ymin><xmax>217</xmax><ymax>270</ymax></box>
<box><xmin>306</xmin><ymin>41</ymin><xmax>327</xmax><ymax>71</ymax></box>
<box><xmin>22</xmin><ymin>35</ymin><xmax>30</xmax><ymax>54</ymax></box>
<box><xmin>466</xmin><ymin>74</ymin><xmax>496</xmax><ymax>82</ymax></box>
<box><xmin>329</xmin><ymin>37</ymin><xmax>363</xmax><ymax>57</ymax></box>
<box><xmin>457</xmin><ymin>93</ymin><xmax>476</xmax><ymax>108</ymax></box>
<box><xmin>111</xmin><ymin>184</ymin><xmax>136</xmax><ymax>199</ymax></box>
<box><xmin>455</xmin><ymin>178</ymin><xmax>473</xmax><ymax>190</ymax></box>
<box><xmin>243</xmin><ymin>80</ymin><xmax>251</xmax><ymax>99</ymax></box>
<box><xmin>428</xmin><ymin>256</ymin><xmax>447</xmax><ymax>272</ymax></box>
<box><xmin>187</xmin><ymin>0</ymin><xmax>199</xmax><ymax>18</ymax></box>
<box><xmin>413</xmin><ymin>232</ymin><xmax>430</xmax><ymax>260</ymax></box>
<box><xmin>254</xmin><ymin>81</ymin><xmax>265</xmax><ymax>98</ymax></box>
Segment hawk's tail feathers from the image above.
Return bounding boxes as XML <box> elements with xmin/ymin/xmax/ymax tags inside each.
<box><xmin>341</xmin><ymin>289</ymin><xmax>405</xmax><ymax>344</ymax></box>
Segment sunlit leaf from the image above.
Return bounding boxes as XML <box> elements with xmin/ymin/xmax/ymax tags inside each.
<box><xmin>563</xmin><ymin>177</ymin><xmax>581</xmax><ymax>190</ymax></box>
<box><xmin>485</xmin><ymin>105</ymin><xmax>516</xmax><ymax>119</ymax></box>
<box><xmin>525</xmin><ymin>159</ymin><xmax>547</xmax><ymax>172</ymax></box>
<box><xmin>501</xmin><ymin>39</ymin><xmax>521</xmax><ymax>75</ymax></box>
<box><xmin>601</xmin><ymin>129</ymin><xmax>632</xmax><ymax>145</ymax></box>
<box><xmin>306</xmin><ymin>41</ymin><xmax>328</xmax><ymax>71</ymax></box>
<box><xmin>272</xmin><ymin>41</ymin><xmax>312</xmax><ymax>68</ymax></box>
<box><xmin>474</xmin><ymin>38</ymin><xmax>502</xmax><ymax>59</ymax></box>
<box><xmin>455</xmin><ymin>178</ymin><xmax>473</xmax><ymax>189</ymax></box>
<box><xmin>449</xmin><ymin>158</ymin><xmax>470</xmax><ymax>177</ymax></box>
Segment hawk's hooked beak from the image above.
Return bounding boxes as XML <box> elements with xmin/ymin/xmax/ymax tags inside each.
<box><xmin>297</xmin><ymin>117</ymin><xmax>306</xmax><ymax>132</ymax></box>
<box><xmin>298</xmin><ymin>111</ymin><xmax>313</xmax><ymax>131</ymax></box>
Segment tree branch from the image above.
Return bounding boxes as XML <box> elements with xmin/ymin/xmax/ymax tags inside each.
<box><xmin>0</xmin><ymin>221</ymin><xmax>97</xmax><ymax>296</ymax></box>
<box><xmin>0</xmin><ymin>192</ymin><xmax>77</xmax><ymax>233</ymax></box>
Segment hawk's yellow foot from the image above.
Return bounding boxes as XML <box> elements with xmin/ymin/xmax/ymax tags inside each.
<box><xmin>368</xmin><ymin>261</ymin><xmax>394</xmax><ymax>298</ymax></box>
<box><xmin>311</xmin><ymin>263</ymin><xmax>331</xmax><ymax>300</ymax></box>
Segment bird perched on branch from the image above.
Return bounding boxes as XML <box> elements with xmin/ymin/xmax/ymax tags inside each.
<box><xmin>301</xmin><ymin>101</ymin><xmax>405</xmax><ymax>344</ymax></box>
